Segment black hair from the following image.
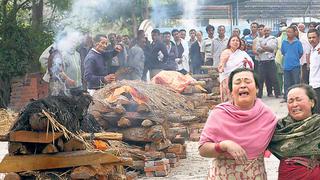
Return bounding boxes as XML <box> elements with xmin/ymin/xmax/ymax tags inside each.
<box><xmin>93</xmin><ymin>34</ymin><xmax>107</xmax><ymax>44</ymax></box>
<box><xmin>206</xmin><ymin>25</ymin><xmax>215</xmax><ymax>32</ymax></box>
<box><xmin>227</xmin><ymin>35</ymin><xmax>242</xmax><ymax>49</ymax></box>
<box><xmin>171</xmin><ymin>29</ymin><xmax>179</xmax><ymax>35</ymax></box>
<box><xmin>308</xmin><ymin>28</ymin><xmax>320</xmax><ymax>37</ymax></box>
<box><xmin>258</xmin><ymin>24</ymin><xmax>265</xmax><ymax>29</ymax></box>
<box><xmin>179</xmin><ymin>29</ymin><xmax>186</xmax><ymax>33</ymax></box>
<box><xmin>243</xmin><ymin>28</ymin><xmax>251</xmax><ymax>36</ymax></box>
<box><xmin>163</xmin><ymin>31</ymin><xmax>171</xmax><ymax>36</ymax></box>
<box><xmin>287</xmin><ymin>84</ymin><xmax>318</xmax><ymax>114</ymax></box>
<box><xmin>228</xmin><ymin>68</ymin><xmax>259</xmax><ymax>92</ymax></box>
<box><xmin>189</xmin><ymin>29</ymin><xmax>196</xmax><ymax>33</ymax></box>
<box><xmin>151</xmin><ymin>29</ymin><xmax>160</xmax><ymax>35</ymax></box>
<box><xmin>251</xmin><ymin>22</ymin><xmax>259</xmax><ymax>27</ymax></box>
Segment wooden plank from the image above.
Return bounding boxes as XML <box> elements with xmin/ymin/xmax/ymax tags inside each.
<box><xmin>9</xmin><ymin>131</ymin><xmax>63</xmax><ymax>143</ymax></box>
<box><xmin>81</xmin><ymin>132</ymin><xmax>123</xmax><ymax>141</ymax></box>
<box><xmin>0</xmin><ymin>150</ymin><xmax>123</xmax><ymax>173</ymax></box>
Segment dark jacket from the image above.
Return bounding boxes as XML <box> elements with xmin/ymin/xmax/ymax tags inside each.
<box><xmin>145</xmin><ymin>40</ymin><xmax>169</xmax><ymax>70</ymax></box>
<box><xmin>190</xmin><ymin>41</ymin><xmax>204</xmax><ymax>67</ymax></box>
<box><xmin>163</xmin><ymin>41</ymin><xmax>178</xmax><ymax>70</ymax></box>
<box><xmin>84</xmin><ymin>49</ymin><xmax>117</xmax><ymax>89</ymax></box>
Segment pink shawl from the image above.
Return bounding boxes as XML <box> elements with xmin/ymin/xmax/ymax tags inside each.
<box><xmin>199</xmin><ymin>99</ymin><xmax>277</xmax><ymax>160</ymax></box>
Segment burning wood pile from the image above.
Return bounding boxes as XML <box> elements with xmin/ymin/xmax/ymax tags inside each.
<box><xmin>89</xmin><ymin>80</ymin><xmax>215</xmax><ymax>177</ymax></box>
<box><xmin>0</xmin><ymin>94</ymin><xmax>132</xmax><ymax>179</ymax></box>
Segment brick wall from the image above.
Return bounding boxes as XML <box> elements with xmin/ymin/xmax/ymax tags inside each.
<box><xmin>9</xmin><ymin>73</ymin><xmax>49</xmax><ymax>111</ymax></box>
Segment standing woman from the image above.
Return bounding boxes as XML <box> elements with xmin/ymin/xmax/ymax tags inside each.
<box><xmin>269</xmin><ymin>84</ymin><xmax>320</xmax><ymax>179</ymax></box>
<box><xmin>199</xmin><ymin>68</ymin><xmax>277</xmax><ymax>179</ymax></box>
<box><xmin>218</xmin><ymin>35</ymin><xmax>254</xmax><ymax>102</ymax></box>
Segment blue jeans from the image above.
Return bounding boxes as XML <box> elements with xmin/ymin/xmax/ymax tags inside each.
<box><xmin>283</xmin><ymin>66</ymin><xmax>301</xmax><ymax>100</ymax></box>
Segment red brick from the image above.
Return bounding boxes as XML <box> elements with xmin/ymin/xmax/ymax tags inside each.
<box><xmin>154</xmin><ymin>170</ymin><xmax>169</xmax><ymax>177</ymax></box>
<box><xmin>144</xmin><ymin>161</ymin><xmax>154</xmax><ymax>167</ymax></box>
<box><xmin>154</xmin><ymin>158</ymin><xmax>169</xmax><ymax>166</ymax></box>
<box><xmin>144</xmin><ymin>164</ymin><xmax>167</xmax><ymax>172</ymax></box>
<box><xmin>145</xmin><ymin>172</ymin><xmax>154</xmax><ymax>177</ymax></box>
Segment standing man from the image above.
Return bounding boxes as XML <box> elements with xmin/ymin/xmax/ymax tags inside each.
<box><xmin>172</xmin><ymin>29</ymin><xmax>190</xmax><ymax>74</ymax></box>
<box><xmin>84</xmin><ymin>34</ymin><xmax>122</xmax><ymax>95</ymax></box>
<box><xmin>212</xmin><ymin>25</ymin><xmax>228</xmax><ymax>68</ymax></box>
<box><xmin>307</xmin><ymin>29</ymin><xmax>320</xmax><ymax>113</ymax></box>
<box><xmin>298</xmin><ymin>23</ymin><xmax>311</xmax><ymax>84</ymax></box>
<box><xmin>232</xmin><ymin>28</ymin><xmax>241</xmax><ymax>37</ymax></box>
<box><xmin>190</xmin><ymin>31</ymin><xmax>204</xmax><ymax>74</ymax></box>
<box><xmin>146</xmin><ymin>29</ymin><xmax>169</xmax><ymax>78</ymax></box>
<box><xmin>281</xmin><ymin>26</ymin><xmax>303</xmax><ymax>101</ymax></box>
<box><xmin>125</xmin><ymin>37</ymin><xmax>146</xmax><ymax>80</ymax></box>
<box><xmin>179</xmin><ymin>29</ymin><xmax>187</xmax><ymax>40</ymax></box>
<box><xmin>244</xmin><ymin>22</ymin><xmax>259</xmax><ymax>72</ymax></box>
<box><xmin>201</xmin><ymin>25</ymin><xmax>215</xmax><ymax>66</ymax></box>
<box><xmin>163</xmin><ymin>31</ymin><xmax>178</xmax><ymax>71</ymax></box>
<box><xmin>256</xmin><ymin>27</ymin><xmax>280</xmax><ymax>98</ymax></box>
<box><xmin>188</xmin><ymin>29</ymin><xmax>196</xmax><ymax>48</ymax></box>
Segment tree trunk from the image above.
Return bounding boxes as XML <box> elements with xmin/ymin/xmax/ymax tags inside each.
<box><xmin>31</xmin><ymin>0</ymin><xmax>43</xmax><ymax>31</ymax></box>
<box><xmin>131</xmin><ymin>0</ymin><xmax>137</xmax><ymax>38</ymax></box>
<box><xmin>0</xmin><ymin>76</ymin><xmax>11</xmax><ymax>108</ymax></box>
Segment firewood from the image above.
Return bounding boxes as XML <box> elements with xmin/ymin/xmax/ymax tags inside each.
<box><xmin>132</xmin><ymin>160</ymin><xmax>145</xmax><ymax>170</ymax></box>
<box><xmin>0</xmin><ymin>150</ymin><xmax>125</xmax><ymax>173</ymax></box>
<box><xmin>9</xmin><ymin>131</ymin><xmax>63</xmax><ymax>143</ymax></box>
<box><xmin>167</xmin><ymin>127</ymin><xmax>189</xmax><ymax>140</ymax></box>
<box><xmin>153</xmin><ymin>138</ymin><xmax>172</xmax><ymax>151</ymax></box>
<box><xmin>172</xmin><ymin>135</ymin><xmax>185</xmax><ymax>145</ymax></box>
<box><xmin>4</xmin><ymin>172</ymin><xmax>21</xmax><ymax>180</ymax></box>
<box><xmin>114</xmin><ymin>104</ymin><xmax>126</xmax><ymax>114</ymax></box>
<box><xmin>56</xmin><ymin>138</ymin><xmax>64</xmax><ymax>151</ymax></box>
<box><xmin>117</xmin><ymin>117</ymin><xmax>131</xmax><ymax>128</ymax></box>
<box><xmin>81</xmin><ymin>132</ymin><xmax>123</xmax><ymax>141</ymax></box>
<box><xmin>41</xmin><ymin>143</ymin><xmax>58</xmax><ymax>154</ymax></box>
<box><xmin>118</xmin><ymin>125</ymin><xmax>166</xmax><ymax>142</ymax></box>
<box><xmin>71</xmin><ymin>166</ymin><xmax>96</xmax><ymax>179</ymax></box>
<box><xmin>116</xmin><ymin>95</ymin><xmax>131</xmax><ymax>105</ymax></box>
<box><xmin>190</xmin><ymin>80</ymin><xmax>206</xmax><ymax>87</ymax></box>
<box><xmin>8</xmin><ymin>142</ymin><xmax>30</xmax><ymax>155</ymax></box>
<box><xmin>180</xmin><ymin>115</ymin><xmax>198</xmax><ymax>123</ymax></box>
<box><xmin>63</xmin><ymin>138</ymin><xmax>86</xmax><ymax>152</ymax></box>
<box><xmin>102</xmin><ymin>112</ymin><xmax>164</xmax><ymax>124</ymax></box>
<box><xmin>29</xmin><ymin>112</ymin><xmax>48</xmax><ymax>131</ymax></box>
<box><xmin>141</xmin><ymin>119</ymin><xmax>153</xmax><ymax>127</ymax></box>
<box><xmin>136</xmin><ymin>104</ymin><xmax>149</xmax><ymax>113</ymax></box>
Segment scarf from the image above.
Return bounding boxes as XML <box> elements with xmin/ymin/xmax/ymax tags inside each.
<box><xmin>199</xmin><ymin>99</ymin><xmax>277</xmax><ymax>159</ymax></box>
<box><xmin>269</xmin><ymin>114</ymin><xmax>320</xmax><ymax>159</ymax></box>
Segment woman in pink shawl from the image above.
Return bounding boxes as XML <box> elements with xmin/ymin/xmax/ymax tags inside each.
<box><xmin>199</xmin><ymin>68</ymin><xmax>277</xmax><ymax>179</ymax></box>
<box><xmin>218</xmin><ymin>35</ymin><xmax>254</xmax><ymax>102</ymax></box>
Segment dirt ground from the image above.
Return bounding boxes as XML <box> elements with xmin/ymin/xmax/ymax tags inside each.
<box><xmin>0</xmin><ymin>96</ymin><xmax>287</xmax><ymax>180</ymax></box>
<box><xmin>139</xmin><ymin>96</ymin><xmax>287</xmax><ymax>180</ymax></box>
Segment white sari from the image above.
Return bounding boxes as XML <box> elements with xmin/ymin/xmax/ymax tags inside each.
<box><xmin>219</xmin><ymin>49</ymin><xmax>253</xmax><ymax>82</ymax></box>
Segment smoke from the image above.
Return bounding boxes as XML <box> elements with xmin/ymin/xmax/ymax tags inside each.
<box><xmin>150</xmin><ymin>1</ymin><xmax>169</xmax><ymax>27</ymax></box>
<box><xmin>180</xmin><ymin>0</ymin><xmax>198</xmax><ymax>30</ymax></box>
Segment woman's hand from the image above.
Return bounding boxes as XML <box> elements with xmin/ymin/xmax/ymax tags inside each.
<box><xmin>217</xmin><ymin>63</ymin><xmax>224</xmax><ymax>73</ymax></box>
<box><xmin>220</xmin><ymin>140</ymin><xmax>248</xmax><ymax>164</ymax></box>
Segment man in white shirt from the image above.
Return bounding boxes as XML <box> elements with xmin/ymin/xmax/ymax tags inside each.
<box><xmin>307</xmin><ymin>29</ymin><xmax>320</xmax><ymax>113</ymax></box>
<box><xmin>212</xmin><ymin>25</ymin><xmax>228</xmax><ymax>68</ymax></box>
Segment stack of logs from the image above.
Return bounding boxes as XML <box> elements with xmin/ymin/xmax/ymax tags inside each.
<box><xmin>0</xmin><ymin>129</ymin><xmax>132</xmax><ymax>179</ymax></box>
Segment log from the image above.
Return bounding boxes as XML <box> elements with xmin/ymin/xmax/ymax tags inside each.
<box><xmin>63</xmin><ymin>138</ymin><xmax>86</xmax><ymax>152</ymax></box>
<box><xmin>8</xmin><ymin>142</ymin><xmax>30</xmax><ymax>155</ymax></box>
<box><xmin>71</xmin><ymin>166</ymin><xmax>96</xmax><ymax>179</ymax></box>
<box><xmin>141</xmin><ymin>119</ymin><xmax>153</xmax><ymax>127</ymax></box>
<box><xmin>56</xmin><ymin>138</ymin><xmax>64</xmax><ymax>152</ymax></box>
<box><xmin>136</xmin><ymin>104</ymin><xmax>150</xmax><ymax>113</ymax></box>
<box><xmin>101</xmin><ymin>112</ymin><xmax>164</xmax><ymax>125</ymax></box>
<box><xmin>29</xmin><ymin>113</ymin><xmax>48</xmax><ymax>131</ymax></box>
<box><xmin>132</xmin><ymin>160</ymin><xmax>145</xmax><ymax>170</ymax></box>
<box><xmin>41</xmin><ymin>143</ymin><xmax>58</xmax><ymax>154</ymax></box>
<box><xmin>4</xmin><ymin>172</ymin><xmax>21</xmax><ymax>180</ymax></box>
<box><xmin>116</xmin><ymin>95</ymin><xmax>131</xmax><ymax>105</ymax></box>
<box><xmin>0</xmin><ymin>150</ymin><xmax>123</xmax><ymax>173</ymax></box>
<box><xmin>81</xmin><ymin>132</ymin><xmax>123</xmax><ymax>141</ymax></box>
<box><xmin>0</xmin><ymin>134</ymin><xmax>8</xmax><ymax>142</ymax></box>
<box><xmin>114</xmin><ymin>104</ymin><xmax>126</xmax><ymax>114</ymax></box>
<box><xmin>9</xmin><ymin>131</ymin><xmax>64</xmax><ymax>143</ymax></box>
<box><xmin>118</xmin><ymin>125</ymin><xmax>166</xmax><ymax>142</ymax></box>
<box><xmin>117</xmin><ymin>117</ymin><xmax>131</xmax><ymax>127</ymax></box>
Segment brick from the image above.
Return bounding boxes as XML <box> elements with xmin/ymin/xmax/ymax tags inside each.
<box><xmin>144</xmin><ymin>160</ymin><xmax>155</xmax><ymax>167</ymax></box>
<box><xmin>154</xmin><ymin>170</ymin><xmax>169</xmax><ymax>177</ymax></box>
<box><xmin>165</xmin><ymin>153</ymin><xmax>176</xmax><ymax>159</ymax></box>
<box><xmin>132</xmin><ymin>160</ymin><xmax>144</xmax><ymax>170</ymax></box>
<box><xmin>169</xmin><ymin>157</ymin><xmax>177</xmax><ymax>164</ymax></box>
<box><xmin>145</xmin><ymin>172</ymin><xmax>154</xmax><ymax>177</ymax></box>
<box><xmin>126</xmin><ymin>171</ymin><xmax>138</xmax><ymax>180</ymax></box>
<box><xmin>166</xmin><ymin>144</ymin><xmax>184</xmax><ymax>154</ymax></box>
<box><xmin>154</xmin><ymin>158</ymin><xmax>169</xmax><ymax>166</ymax></box>
<box><xmin>144</xmin><ymin>164</ymin><xmax>167</xmax><ymax>172</ymax></box>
